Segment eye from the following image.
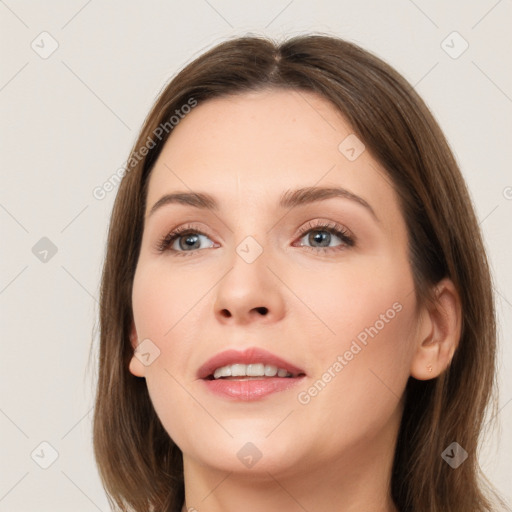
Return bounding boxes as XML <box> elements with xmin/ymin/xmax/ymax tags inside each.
<box><xmin>294</xmin><ymin>220</ymin><xmax>354</xmax><ymax>253</ymax></box>
<box><xmin>156</xmin><ymin>220</ymin><xmax>355</xmax><ymax>256</ymax></box>
<box><xmin>156</xmin><ymin>224</ymin><xmax>216</xmax><ymax>256</ymax></box>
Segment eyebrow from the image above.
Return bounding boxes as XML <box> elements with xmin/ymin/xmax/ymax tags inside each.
<box><xmin>148</xmin><ymin>186</ymin><xmax>378</xmax><ymax>221</ymax></box>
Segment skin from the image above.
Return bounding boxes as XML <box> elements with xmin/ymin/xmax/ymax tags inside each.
<box><xmin>129</xmin><ymin>89</ymin><xmax>461</xmax><ymax>512</ymax></box>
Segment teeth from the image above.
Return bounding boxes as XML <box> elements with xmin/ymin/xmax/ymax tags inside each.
<box><xmin>231</xmin><ymin>364</ymin><xmax>245</xmax><ymax>377</ymax></box>
<box><xmin>247</xmin><ymin>363</ymin><xmax>265</xmax><ymax>376</ymax></box>
<box><xmin>212</xmin><ymin>363</ymin><xmax>293</xmax><ymax>379</ymax></box>
<box><xmin>213</xmin><ymin>365</ymin><xmax>232</xmax><ymax>379</ymax></box>
<box><xmin>264</xmin><ymin>364</ymin><xmax>278</xmax><ymax>377</ymax></box>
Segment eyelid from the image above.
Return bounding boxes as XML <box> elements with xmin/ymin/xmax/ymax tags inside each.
<box><xmin>154</xmin><ymin>223</ymin><xmax>216</xmax><ymax>254</ymax></box>
<box><xmin>155</xmin><ymin>219</ymin><xmax>355</xmax><ymax>255</ymax></box>
<box><xmin>295</xmin><ymin>219</ymin><xmax>354</xmax><ymax>241</ymax></box>
<box><xmin>293</xmin><ymin>219</ymin><xmax>355</xmax><ymax>252</ymax></box>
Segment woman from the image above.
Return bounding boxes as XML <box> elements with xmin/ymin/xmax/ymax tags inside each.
<box><xmin>93</xmin><ymin>34</ymin><xmax>509</xmax><ymax>511</ymax></box>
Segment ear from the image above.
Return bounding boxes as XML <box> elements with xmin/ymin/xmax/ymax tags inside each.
<box><xmin>128</xmin><ymin>320</ymin><xmax>146</xmax><ymax>378</ymax></box>
<box><xmin>410</xmin><ymin>277</ymin><xmax>461</xmax><ymax>380</ymax></box>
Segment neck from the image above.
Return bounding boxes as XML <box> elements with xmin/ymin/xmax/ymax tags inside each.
<box><xmin>180</xmin><ymin>407</ymin><xmax>401</xmax><ymax>512</ymax></box>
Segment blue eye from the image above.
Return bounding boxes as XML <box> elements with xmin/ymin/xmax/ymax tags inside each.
<box><xmin>156</xmin><ymin>226</ymin><xmax>215</xmax><ymax>255</ymax></box>
<box><xmin>156</xmin><ymin>220</ymin><xmax>354</xmax><ymax>256</ymax></box>
<box><xmin>295</xmin><ymin>221</ymin><xmax>354</xmax><ymax>253</ymax></box>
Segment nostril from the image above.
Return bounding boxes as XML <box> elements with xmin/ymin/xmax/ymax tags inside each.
<box><xmin>219</xmin><ymin>307</ymin><xmax>268</xmax><ymax>318</ymax></box>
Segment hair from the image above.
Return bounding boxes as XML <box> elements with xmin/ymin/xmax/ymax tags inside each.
<box><xmin>93</xmin><ymin>33</ymin><xmax>508</xmax><ymax>512</ymax></box>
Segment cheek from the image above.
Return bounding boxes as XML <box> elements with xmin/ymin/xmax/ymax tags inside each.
<box><xmin>294</xmin><ymin>264</ymin><xmax>416</xmax><ymax>429</ymax></box>
<box><xmin>293</xmin><ymin>256</ymin><xmax>414</xmax><ymax>352</ymax></box>
<box><xmin>311</xmin><ymin>312</ymin><xmax>412</xmax><ymax>449</ymax></box>
<box><xmin>144</xmin><ymin>367</ymin><xmax>202</xmax><ymax>451</ymax></box>
<box><xmin>131</xmin><ymin>260</ymin><xmax>206</xmax><ymax>342</ymax></box>
<box><xmin>131</xmin><ymin>261</ymin><xmax>214</xmax><ymax>447</ymax></box>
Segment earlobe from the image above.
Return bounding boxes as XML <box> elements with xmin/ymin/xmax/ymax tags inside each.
<box><xmin>410</xmin><ymin>278</ymin><xmax>461</xmax><ymax>381</ymax></box>
<box><xmin>128</xmin><ymin>321</ymin><xmax>146</xmax><ymax>378</ymax></box>
<box><xmin>129</xmin><ymin>356</ymin><xmax>146</xmax><ymax>378</ymax></box>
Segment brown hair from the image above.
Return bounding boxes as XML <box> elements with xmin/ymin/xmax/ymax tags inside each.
<box><xmin>93</xmin><ymin>34</ymin><xmax>508</xmax><ymax>512</ymax></box>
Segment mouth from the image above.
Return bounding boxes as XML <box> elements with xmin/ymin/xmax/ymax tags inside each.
<box><xmin>197</xmin><ymin>347</ymin><xmax>306</xmax><ymax>401</ymax></box>
<box><xmin>205</xmin><ymin>363</ymin><xmax>300</xmax><ymax>380</ymax></box>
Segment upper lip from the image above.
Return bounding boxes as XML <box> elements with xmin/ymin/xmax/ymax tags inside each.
<box><xmin>197</xmin><ymin>347</ymin><xmax>306</xmax><ymax>379</ymax></box>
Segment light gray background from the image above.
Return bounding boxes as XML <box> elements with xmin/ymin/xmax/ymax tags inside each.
<box><xmin>1</xmin><ymin>1</ymin><xmax>511</xmax><ymax>510</ymax></box>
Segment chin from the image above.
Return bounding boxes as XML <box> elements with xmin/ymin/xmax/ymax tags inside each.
<box><xmin>179</xmin><ymin>430</ymin><xmax>307</xmax><ymax>475</ymax></box>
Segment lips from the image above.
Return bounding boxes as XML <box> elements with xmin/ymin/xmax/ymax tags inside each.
<box><xmin>197</xmin><ymin>347</ymin><xmax>306</xmax><ymax>401</ymax></box>
<box><xmin>197</xmin><ymin>347</ymin><xmax>305</xmax><ymax>380</ymax></box>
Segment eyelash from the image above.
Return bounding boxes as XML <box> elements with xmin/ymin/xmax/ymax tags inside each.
<box><xmin>155</xmin><ymin>220</ymin><xmax>355</xmax><ymax>257</ymax></box>
<box><xmin>296</xmin><ymin>220</ymin><xmax>354</xmax><ymax>254</ymax></box>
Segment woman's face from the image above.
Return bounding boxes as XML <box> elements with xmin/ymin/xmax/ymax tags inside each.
<box><xmin>130</xmin><ymin>89</ymin><xmax>422</xmax><ymax>477</ymax></box>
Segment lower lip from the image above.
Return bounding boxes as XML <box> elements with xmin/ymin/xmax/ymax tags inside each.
<box><xmin>202</xmin><ymin>376</ymin><xmax>305</xmax><ymax>401</ymax></box>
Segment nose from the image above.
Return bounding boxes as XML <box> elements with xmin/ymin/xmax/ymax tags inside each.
<box><xmin>213</xmin><ymin>239</ymin><xmax>286</xmax><ymax>325</ymax></box>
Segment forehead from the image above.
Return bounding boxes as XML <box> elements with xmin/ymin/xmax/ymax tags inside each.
<box><xmin>156</xmin><ymin>88</ymin><xmax>348</xmax><ymax>162</ymax></box>
<box><xmin>144</xmin><ymin>89</ymin><xmax>399</xmax><ymax>223</ymax></box>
